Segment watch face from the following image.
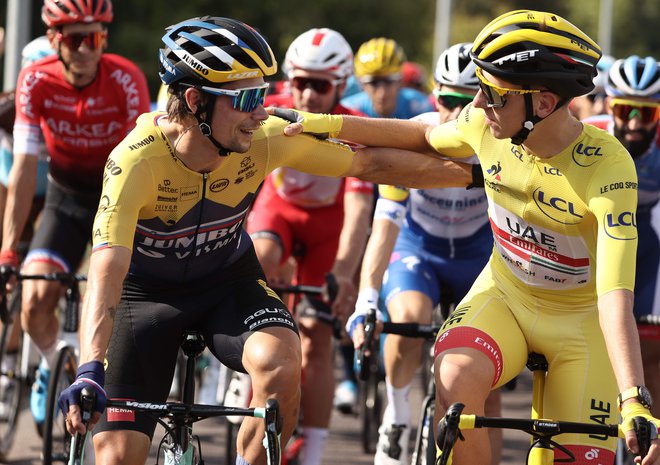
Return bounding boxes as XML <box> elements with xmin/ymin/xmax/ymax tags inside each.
<box><xmin>640</xmin><ymin>386</ymin><xmax>653</xmax><ymax>408</ymax></box>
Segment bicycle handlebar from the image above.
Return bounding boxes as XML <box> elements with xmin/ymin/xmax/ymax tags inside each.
<box><xmin>435</xmin><ymin>402</ymin><xmax>654</xmax><ymax>465</ymax></box>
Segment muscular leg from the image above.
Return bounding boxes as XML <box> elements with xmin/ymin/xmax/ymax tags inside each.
<box><xmin>385</xmin><ymin>291</ymin><xmax>432</xmax><ymax>389</ymax></box>
<box><xmin>299</xmin><ymin>317</ymin><xmax>334</xmax><ymax>428</ymax></box>
<box><xmin>251</xmin><ymin>237</ymin><xmax>284</xmax><ymax>285</ymax></box>
<box><xmin>239</xmin><ymin>326</ymin><xmax>302</xmax><ymax>465</ymax></box>
<box><xmin>20</xmin><ymin>260</ymin><xmax>64</xmax><ymax>357</ymax></box>
<box><xmin>434</xmin><ymin>348</ymin><xmax>495</xmax><ymax>465</ymax></box>
<box><xmin>93</xmin><ymin>430</ymin><xmax>151</xmax><ymax>465</ymax></box>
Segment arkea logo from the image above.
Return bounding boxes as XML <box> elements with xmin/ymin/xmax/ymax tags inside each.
<box><xmin>487</xmin><ymin>161</ymin><xmax>502</xmax><ymax>181</ymax></box>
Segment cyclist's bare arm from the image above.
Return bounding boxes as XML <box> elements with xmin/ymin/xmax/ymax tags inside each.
<box><xmin>598</xmin><ymin>289</ymin><xmax>660</xmax><ymax>460</ymax></box>
<box><xmin>345</xmin><ymin>146</ymin><xmax>473</xmax><ymax>189</ymax></box>
<box><xmin>331</xmin><ymin>190</ymin><xmax>373</xmax><ymax>318</ymax></box>
<box><xmin>352</xmin><ymin>217</ymin><xmax>401</xmax><ymax>349</ymax></box>
<box><xmin>2</xmin><ymin>153</ymin><xmax>37</xmax><ymax>253</ymax></box>
<box><xmin>68</xmin><ymin>246</ymin><xmax>131</xmax><ymax>432</ymax></box>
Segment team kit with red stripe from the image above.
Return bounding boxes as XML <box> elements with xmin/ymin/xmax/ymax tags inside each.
<box><xmin>14</xmin><ymin>54</ymin><xmax>150</xmax><ymax>271</ymax></box>
<box><xmin>431</xmin><ymin>103</ymin><xmax>638</xmax><ymax>463</ymax></box>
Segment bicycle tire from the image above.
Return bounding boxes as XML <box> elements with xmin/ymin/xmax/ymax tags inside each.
<box><xmin>0</xmin><ymin>296</ymin><xmax>24</xmax><ymax>459</ymax></box>
<box><xmin>360</xmin><ymin>368</ymin><xmax>384</xmax><ymax>454</ymax></box>
<box><xmin>42</xmin><ymin>344</ymin><xmax>77</xmax><ymax>465</ymax></box>
<box><xmin>224</xmin><ymin>418</ymin><xmax>238</xmax><ymax>465</ymax></box>
<box><xmin>412</xmin><ymin>397</ymin><xmax>435</xmax><ymax>465</ymax></box>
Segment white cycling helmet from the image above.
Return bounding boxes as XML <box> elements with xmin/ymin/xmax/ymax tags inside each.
<box><xmin>283</xmin><ymin>28</ymin><xmax>354</xmax><ymax>80</ymax></box>
<box><xmin>606</xmin><ymin>55</ymin><xmax>660</xmax><ymax>99</ymax></box>
<box><xmin>21</xmin><ymin>35</ymin><xmax>55</xmax><ymax>68</ymax></box>
<box><xmin>434</xmin><ymin>42</ymin><xmax>478</xmax><ymax>90</ymax></box>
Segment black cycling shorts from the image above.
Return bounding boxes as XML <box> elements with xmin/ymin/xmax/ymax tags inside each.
<box><xmin>95</xmin><ymin>246</ymin><xmax>298</xmax><ymax>439</ymax></box>
<box><xmin>25</xmin><ymin>178</ymin><xmax>99</xmax><ymax>271</ymax></box>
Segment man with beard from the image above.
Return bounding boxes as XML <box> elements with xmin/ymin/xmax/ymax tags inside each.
<box><xmin>585</xmin><ymin>55</ymin><xmax>660</xmax><ymax>416</ymax></box>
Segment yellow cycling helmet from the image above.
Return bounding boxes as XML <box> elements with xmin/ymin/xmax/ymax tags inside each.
<box><xmin>471</xmin><ymin>10</ymin><xmax>602</xmax><ymax>97</ymax></box>
<box><xmin>354</xmin><ymin>38</ymin><xmax>406</xmax><ymax>78</ymax></box>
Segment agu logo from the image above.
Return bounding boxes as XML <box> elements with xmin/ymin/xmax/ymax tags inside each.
<box><xmin>603</xmin><ymin>211</ymin><xmax>637</xmax><ymax>240</ymax></box>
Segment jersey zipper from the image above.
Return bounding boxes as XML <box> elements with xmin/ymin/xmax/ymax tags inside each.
<box><xmin>182</xmin><ymin>173</ymin><xmax>208</xmax><ymax>281</ymax></box>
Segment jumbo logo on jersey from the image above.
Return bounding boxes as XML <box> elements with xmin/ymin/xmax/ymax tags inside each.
<box><xmin>209</xmin><ymin>178</ymin><xmax>229</xmax><ymax>192</ymax></box>
<box><xmin>572</xmin><ymin>143</ymin><xmax>604</xmax><ymax>167</ymax></box>
<box><xmin>603</xmin><ymin>211</ymin><xmax>638</xmax><ymax>241</ymax></box>
<box><xmin>533</xmin><ymin>188</ymin><xmax>584</xmax><ymax>225</ymax></box>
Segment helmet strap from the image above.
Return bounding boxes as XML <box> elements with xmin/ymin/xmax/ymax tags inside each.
<box><xmin>193</xmin><ymin>95</ymin><xmax>231</xmax><ymax>157</ymax></box>
<box><xmin>510</xmin><ymin>93</ymin><xmax>541</xmax><ymax>146</ymax></box>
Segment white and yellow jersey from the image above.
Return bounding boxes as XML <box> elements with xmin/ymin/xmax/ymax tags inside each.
<box><xmin>429</xmin><ymin>104</ymin><xmax>638</xmax><ymax>302</ymax></box>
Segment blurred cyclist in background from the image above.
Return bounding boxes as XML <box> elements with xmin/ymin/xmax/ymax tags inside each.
<box><xmin>248</xmin><ymin>27</ymin><xmax>374</xmax><ymax>465</ymax></box>
<box><xmin>400</xmin><ymin>61</ymin><xmax>429</xmax><ymax>94</ymax></box>
<box><xmin>0</xmin><ymin>0</ymin><xmax>150</xmax><ymax>428</ymax></box>
<box><xmin>348</xmin><ymin>42</ymin><xmax>498</xmax><ymax>465</ymax></box>
<box><xmin>341</xmin><ymin>37</ymin><xmax>433</xmax><ymax>119</ymax></box>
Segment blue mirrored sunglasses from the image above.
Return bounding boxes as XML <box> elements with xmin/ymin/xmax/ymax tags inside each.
<box><xmin>186</xmin><ymin>83</ymin><xmax>270</xmax><ymax>112</ymax></box>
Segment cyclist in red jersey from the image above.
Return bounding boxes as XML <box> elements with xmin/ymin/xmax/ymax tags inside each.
<box><xmin>0</xmin><ymin>0</ymin><xmax>149</xmax><ymax>427</ymax></box>
<box><xmin>247</xmin><ymin>28</ymin><xmax>374</xmax><ymax>465</ymax></box>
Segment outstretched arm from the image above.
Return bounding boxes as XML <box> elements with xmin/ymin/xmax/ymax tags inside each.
<box><xmin>345</xmin><ymin>146</ymin><xmax>473</xmax><ymax>189</ymax></box>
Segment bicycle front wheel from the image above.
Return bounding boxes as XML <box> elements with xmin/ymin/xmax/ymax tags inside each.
<box><xmin>42</xmin><ymin>344</ymin><xmax>77</xmax><ymax>465</ymax></box>
<box><xmin>0</xmin><ymin>302</ymin><xmax>24</xmax><ymax>460</ymax></box>
<box><xmin>360</xmin><ymin>369</ymin><xmax>384</xmax><ymax>454</ymax></box>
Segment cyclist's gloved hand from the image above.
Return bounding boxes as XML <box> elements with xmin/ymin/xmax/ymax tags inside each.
<box><xmin>346</xmin><ymin>287</ymin><xmax>384</xmax><ymax>339</ymax></box>
<box><xmin>58</xmin><ymin>360</ymin><xmax>107</xmax><ymax>417</ymax></box>
<box><xmin>466</xmin><ymin>164</ymin><xmax>484</xmax><ymax>189</ymax></box>
<box><xmin>267</xmin><ymin>107</ymin><xmax>343</xmax><ymax>139</ymax></box>
<box><xmin>620</xmin><ymin>402</ymin><xmax>660</xmax><ymax>457</ymax></box>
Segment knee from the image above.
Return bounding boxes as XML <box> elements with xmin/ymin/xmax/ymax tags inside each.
<box><xmin>435</xmin><ymin>351</ymin><xmax>494</xmax><ymax>401</ymax></box>
<box><xmin>244</xmin><ymin>329</ymin><xmax>301</xmax><ymax>391</ymax></box>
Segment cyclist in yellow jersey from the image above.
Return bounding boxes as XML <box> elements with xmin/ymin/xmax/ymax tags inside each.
<box><xmin>270</xmin><ymin>10</ymin><xmax>660</xmax><ymax>465</ymax></box>
<box><xmin>54</xmin><ymin>16</ymin><xmax>478</xmax><ymax>465</ymax></box>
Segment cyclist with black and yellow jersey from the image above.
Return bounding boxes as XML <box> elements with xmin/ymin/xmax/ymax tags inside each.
<box><xmin>271</xmin><ymin>10</ymin><xmax>660</xmax><ymax>465</ymax></box>
<box><xmin>55</xmin><ymin>16</ymin><xmax>479</xmax><ymax>465</ymax></box>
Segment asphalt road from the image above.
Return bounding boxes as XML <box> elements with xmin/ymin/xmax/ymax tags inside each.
<box><xmin>0</xmin><ymin>366</ymin><xmax>533</xmax><ymax>465</ymax></box>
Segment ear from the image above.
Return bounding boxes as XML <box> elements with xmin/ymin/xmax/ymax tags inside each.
<box><xmin>184</xmin><ymin>87</ymin><xmax>202</xmax><ymax>114</ymax></box>
<box><xmin>46</xmin><ymin>28</ymin><xmax>59</xmax><ymax>49</ymax></box>
<box><xmin>535</xmin><ymin>92</ymin><xmax>561</xmax><ymax>118</ymax></box>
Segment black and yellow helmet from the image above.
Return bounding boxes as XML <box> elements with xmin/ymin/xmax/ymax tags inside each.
<box><xmin>159</xmin><ymin>16</ymin><xmax>277</xmax><ymax>86</ymax></box>
<box><xmin>470</xmin><ymin>10</ymin><xmax>602</xmax><ymax>97</ymax></box>
<box><xmin>354</xmin><ymin>38</ymin><xmax>406</xmax><ymax>78</ymax></box>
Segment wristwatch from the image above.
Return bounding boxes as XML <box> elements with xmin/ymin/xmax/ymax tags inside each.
<box><xmin>617</xmin><ymin>385</ymin><xmax>653</xmax><ymax>411</ymax></box>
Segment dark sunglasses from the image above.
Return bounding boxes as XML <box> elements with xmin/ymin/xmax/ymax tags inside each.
<box><xmin>57</xmin><ymin>31</ymin><xmax>107</xmax><ymax>51</ymax></box>
<box><xmin>291</xmin><ymin>77</ymin><xmax>340</xmax><ymax>94</ymax></box>
<box><xmin>434</xmin><ymin>91</ymin><xmax>474</xmax><ymax>110</ymax></box>
<box><xmin>610</xmin><ymin>99</ymin><xmax>660</xmax><ymax>125</ymax></box>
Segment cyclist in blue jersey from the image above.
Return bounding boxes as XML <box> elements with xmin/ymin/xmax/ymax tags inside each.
<box><xmin>334</xmin><ymin>37</ymin><xmax>434</xmax><ymax>413</ymax></box>
<box><xmin>341</xmin><ymin>38</ymin><xmax>434</xmax><ymax>119</ymax></box>
<box><xmin>585</xmin><ymin>55</ymin><xmax>660</xmax><ymax>416</ymax></box>
<box><xmin>346</xmin><ymin>43</ymin><xmax>497</xmax><ymax>465</ymax></box>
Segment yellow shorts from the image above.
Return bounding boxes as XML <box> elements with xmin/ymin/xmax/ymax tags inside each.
<box><xmin>434</xmin><ymin>263</ymin><xmax>617</xmax><ymax>458</ymax></box>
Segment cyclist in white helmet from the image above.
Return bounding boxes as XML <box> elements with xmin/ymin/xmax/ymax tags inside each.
<box><xmin>247</xmin><ymin>27</ymin><xmax>374</xmax><ymax>465</ymax></box>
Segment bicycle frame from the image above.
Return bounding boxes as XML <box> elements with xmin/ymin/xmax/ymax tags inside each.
<box><xmin>435</xmin><ymin>353</ymin><xmax>651</xmax><ymax>465</ymax></box>
<box><xmin>68</xmin><ymin>331</ymin><xmax>283</xmax><ymax>465</ymax></box>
